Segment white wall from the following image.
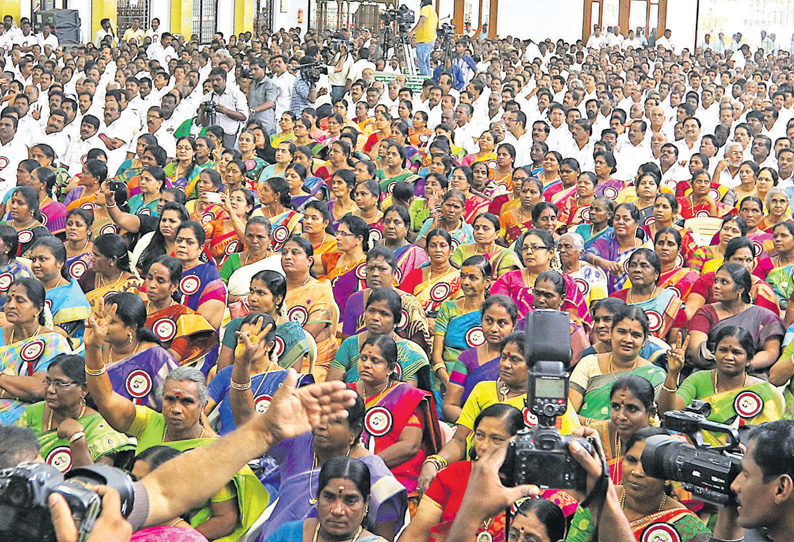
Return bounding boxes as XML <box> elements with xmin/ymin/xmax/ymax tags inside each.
<box><xmin>149</xmin><ymin>1</ymin><xmax>170</xmax><ymax>34</ymax></box>
<box><xmin>666</xmin><ymin>0</ymin><xmax>697</xmax><ymax>52</ymax></box>
<box><xmin>272</xmin><ymin>0</ymin><xmax>308</xmax><ymax>33</ymax></box>
<box><xmin>217</xmin><ymin>0</ymin><xmax>234</xmax><ymax>37</ymax></box>
<box><xmin>496</xmin><ymin>0</ymin><xmax>584</xmax><ymax>42</ymax></box>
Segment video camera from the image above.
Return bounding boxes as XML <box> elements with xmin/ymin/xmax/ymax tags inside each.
<box><xmin>297</xmin><ymin>61</ymin><xmax>325</xmax><ymax>86</ymax></box>
<box><xmin>438</xmin><ymin>22</ymin><xmax>456</xmax><ymax>39</ymax></box>
<box><xmin>381</xmin><ymin>5</ymin><xmax>415</xmax><ymax>33</ymax></box>
<box><xmin>642</xmin><ymin>401</ymin><xmax>743</xmax><ymax>506</ymax></box>
<box><xmin>0</xmin><ymin>462</ymin><xmax>135</xmax><ymax>542</ymax></box>
<box><xmin>501</xmin><ymin>310</ymin><xmax>594</xmax><ymax>491</ymax></box>
<box><xmin>327</xmin><ymin>30</ymin><xmax>350</xmax><ymax>54</ymax></box>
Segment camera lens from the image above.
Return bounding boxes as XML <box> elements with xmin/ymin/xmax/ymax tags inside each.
<box><xmin>4</xmin><ymin>480</ymin><xmax>29</xmax><ymax>507</ymax></box>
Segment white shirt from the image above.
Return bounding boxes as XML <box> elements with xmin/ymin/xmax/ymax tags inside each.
<box><xmin>14</xmin><ymin>31</ymin><xmax>37</xmax><ymax>49</ymax></box>
<box><xmin>37</xmin><ymin>32</ymin><xmax>59</xmax><ymax>49</ymax></box>
<box><xmin>202</xmin><ymin>86</ymin><xmax>248</xmax><ymax>137</ymax></box>
<box><xmin>272</xmin><ymin>71</ymin><xmax>296</xmax><ymax>119</ymax></box>
<box><xmin>0</xmin><ymin>136</ymin><xmax>28</xmax><ymax>199</ymax></box>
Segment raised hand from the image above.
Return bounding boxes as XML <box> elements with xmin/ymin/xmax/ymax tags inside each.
<box><xmin>668</xmin><ymin>330</ymin><xmax>689</xmax><ymax>375</ymax></box>
<box><xmin>234</xmin><ymin>315</ymin><xmax>272</xmax><ymax>365</ymax></box>
<box><xmin>85</xmin><ymin>297</ymin><xmax>117</xmax><ymax>347</ymax></box>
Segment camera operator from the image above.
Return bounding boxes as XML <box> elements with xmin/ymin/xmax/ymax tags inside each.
<box><xmin>406</xmin><ymin>0</ymin><xmax>438</xmax><ymax>76</ymax></box>
<box><xmin>198</xmin><ymin>67</ymin><xmax>248</xmax><ymax>149</ymax></box>
<box><xmin>290</xmin><ymin>57</ymin><xmax>325</xmax><ymax>117</ymax></box>
<box><xmin>328</xmin><ymin>39</ymin><xmax>353</xmax><ymax>104</ymax></box>
<box><xmin>445</xmin><ymin>427</ymin><xmax>635</xmax><ymax>542</ymax></box>
<box><xmin>248</xmin><ymin>58</ymin><xmax>279</xmax><ymax>135</ymax></box>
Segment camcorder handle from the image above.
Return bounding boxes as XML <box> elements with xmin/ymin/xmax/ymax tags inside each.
<box><xmin>689</xmin><ymin>419</ymin><xmax>741</xmax><ymax>452</ymax></box>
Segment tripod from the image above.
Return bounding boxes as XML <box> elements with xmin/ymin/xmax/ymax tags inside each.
<box><xmin>380</xmin><ymin>22</ymin><xmax>417</xmax><ymax>75</ymax></box>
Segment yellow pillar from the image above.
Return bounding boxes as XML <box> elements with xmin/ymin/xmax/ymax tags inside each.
<box><xmin>171</xmin><ymin>0</ymin><xmax>194</xmax><ymax>38</ymax></box>
<box><xmin>235</xmin><ymin>0</ymin><xmax>256</xmax><ymax>34</ymax></box>
<box><xmin>91</xmin><ymin>0</ymin><xmax>118</xmax><ymax>40</ymax></box>
<box><xmin>0</xmin><ymin>1</ymin><xmax>21</xmax><ymax>24</ymax></box>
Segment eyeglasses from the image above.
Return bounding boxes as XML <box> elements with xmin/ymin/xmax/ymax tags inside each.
<box><xmin>523</xmin><ymin>244</ymin><xmax>549</xmax><ymax>253</ymax></box>
<box><xmin>335</xmin><ymin>230</ymin><xmax>358</xmax><ymax>238</ymax></box>
<box><xmin>45</xmin><ymin>379</ymin><xmax>77</xmax><ymax>389</ymax></box>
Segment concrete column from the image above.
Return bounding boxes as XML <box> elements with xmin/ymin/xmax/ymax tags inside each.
<box><xmin>234</xmin><ymin>0</ymin><xmax>255</xmax><ymax>34</ymax></box>
<box><xmin>91</xmin><ymin>0</ymin><xmax>118</xmax><ymax>39</ymax></box>
<box><xmin>170</xmin><ymin>0</ymin><xmax>194</xmax><ymax>37</ymax></box>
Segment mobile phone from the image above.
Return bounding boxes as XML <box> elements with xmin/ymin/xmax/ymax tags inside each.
<box><xmin>205</xmin><ymin>192</ymin><xmax>223</xmax><ymax>204</ymax></box>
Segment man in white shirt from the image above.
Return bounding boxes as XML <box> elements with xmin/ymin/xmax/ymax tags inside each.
<box><xmin>198</xmin><ymin>68</ymin><xmax>248</xmax><ymax>149</ymax></box>
<box><xmin>658</xmin><ymin>144</ymin><xmax>690</xmax><ymax>191</ymax></box>
<box><xmin>586</xmin><ymin>26</ymin><xmax>607</xmax><ymax>49</ymax></box>
<box><xmin>146</xmin><ymin>18</ymin><xmax>164</xmax><ymax>44</ymax></box>
<box><xmin>730</xmin><ymin>44</ymin><xmax>750</xmax><ymax>70</ymax></box>
<box><xmin>35</xmin><ymin>109</ymin><xmax>70</xmax><ymax>164</ymax></box>
<box><xmin>606</xmin><ymin>26</ymin><xmax>624</xmax><ymax>48</ymax></box>
<box><xmin>569</xmin><ymin>119</ymin><xmax>595</xmax><ymax>171</ymax></box>
<box><xmin>715</xmin><ymin>142</ymin><xmax>744</xmax><ymax>188</ymax></box>
<box><xmin>11</xmin><ymin>93</ymin><xmax>43</xmax><ymax>146</ymax></box>
<box><xmin>502</xmin><ymin>110</ymin><xmax>533</xmax><ymax>166</ymax></box>
<box><xmin>65</xmin><ymin>115</ymin><xmax>101</xmax><ymax>175</ymax></box>
<box><xmin>134</xmin><ymin>107</ymin><xmax>176</xmax><ymax>158</ymax></box>
<box><xmin>676</xmin><ymin>116</ymin><xmax>702</xmax><ymax>165</ymax></box>
<box><xmin>616</xmin><ymin>120</ymin><xmax>653</xmax><ymax>180</ymax></box>
<box><xmin>99</xmin><ymin>101</ymin><xmax>133</xmax><ymax>174</ymax></box>
<box><xmin>270</xmin><ymin>55</ymin><xmax>296</xmax><ymax>120</ymax></box>
<box><xmin>656</xmin><ymin>29</ymin><xmax>675</xmax><ymax>51</ymax></box>
<box><xmin>545</xmin><ymin>103</ymin><xmax>573</xmax><ymax>154</ymax></box>
<box><xmin>453</xmin><ymin>104</ymin><xmax>479</xmax><ymax>154</ymax></box>
<box><xmin>347</xmin><ymin>48</ymin><xmax>376</xmax><ymax>87</ymax></box>
<box><xmin>14</xmin><ymin>20</ymin><xmax>37</xmax><ymax>52</ymax></box>
<box><xmin>36</xmin><ymin>23</ymin><xmax>59</xmax><ymax>49</ymax></box>
<box><xmin>0</xmin><ymin>115</ymin><xmax>27</xmax><ymax>199</ymax></box>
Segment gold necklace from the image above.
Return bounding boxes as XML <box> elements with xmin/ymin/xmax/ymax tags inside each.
<box><xmin>607</xmin><ymin>354</ymin><xmax>638</xmax><ymax>381</ymax></box>
<box><xmin>164</xmin><ymin>424</ymin><xmax>204</xmax><ymax>443</ymax></box>
<box><xmin>620</xmin><ymin>488</ymin><xmax>666</xmax><ymax>514</ymax></box>
<box><xmin>68</xmin><ymin>238</ymin><xmax>90</xmax><ymax>258</ymax></box>
<box><xmin>361</xmin><ymin>380</ymin><xmax>390</xmax><ymax>402</ymax></box>
<box><xmin>47</xmin><ymin>402</ymin><xmax>86</xmax><ymax>431</ymax></box>
<box><xmin>9</xmin><ymin>325</ymin><xmax>41</xmax><ymax>345</ymax></box>
<box><xmin>496</xmin><ymin>378</ymin><xmax>511</xmax><ymax>401</ymax></box>
<box><xmin>611</xmin><ymin>426</ymin><xmax>622</xmax><ymax>486</ymax></box>
<box><xmin>312</xmin><ymin>523</ymin><xmax>362</xmax><ymax>542</ymax></box>
<box><xmin>98</xmin><ymin>270</ymin><xmax>123</xmax><ymax>288</ymax></box>
<box><xmin>713</xmin><ymin>370</ymin><xmax>749</xmax><ymax>393</ymax></box>
<box><xmin>108</xmin><ymin>341</ymin><xmax>141</xmax><ymax>364</ymax></box>
<box><xmin>627</xmin><ymin>285</ymin><xmax>657</xmax><ymax>304</ymax></box>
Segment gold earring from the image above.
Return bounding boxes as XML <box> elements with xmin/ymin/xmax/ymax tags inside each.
<box><xmin>128</xmin><ymin>332</ymin><xmax>133</xmax><ymax>343</ymax></box>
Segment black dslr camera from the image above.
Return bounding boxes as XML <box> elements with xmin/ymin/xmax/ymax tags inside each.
<box><xmin>204</xmin><ymin>100</ymin><xmax>217</xmax><ymax>113</ymax></box>
<box><xmin>0</xmin><ymin>462</ymin><xmax>135</xmax><ymax>542</ymax></box>
<box><xmin>501</xmin><ymin>310</ymin><xmax>594</xmax><ymax>491</ymax></box>
<box><xmin>642</xmin><ymin>401</ymin><xmax>743</xmax><ymax>506</ymax></box>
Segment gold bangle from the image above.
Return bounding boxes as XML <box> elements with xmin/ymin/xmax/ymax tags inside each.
<box><xmin>661</xmin><ymin>384</ymin><xmax>677</xmax><ymax>393</ymax></box>
<box><xmin>425</xmin><ymin>454</ymin><xmax>448</xmax><ymax>469</ymax></box>
<box><xmin>85</xmin><ymin>365</ymin><xmax>107</xmax><ymax>377</ymax></box>
<box><xmin>230</xmin><ymin>379</ymin><xmax>251</xmax><ymax>391</ymax></box>
<box><xmin>69</xmin><ymin>432</ymin><xmax>86</xmax><ymax>443</ymax></box>
<box><xmin>432</xmin><ymin>364</ymin><xmax>446</xmax><ymax>373</ymax></box>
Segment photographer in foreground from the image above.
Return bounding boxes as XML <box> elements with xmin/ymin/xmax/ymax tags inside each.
<box><xmin>290</xmin><ymin>57</ymin><xmax>323</xmax><ymax>117</ymax></box>
<box><xmin>198</xmin><ymin>67</ymin><xmax>249</xmax><ymax>149</ymax></box>
<box><xmin>47</xmin><ymin>366</ymin><xmax>357</xmax><ymax>542</ymax></box>
<box><xmin>445</xmin><ymin>426</ymin><xmax>634</xmax><ymax>542</ymax></box>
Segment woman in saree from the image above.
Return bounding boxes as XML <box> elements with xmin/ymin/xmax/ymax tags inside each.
<box><xmin>470</xmin><ymin>161</ymin><xmax>501</xmax><ymax>201</ymax></box>
<box><xmin>593</xmin><ymin>150</ymin><xmax>626</xmax><ymax>201</ymax></box>
<box><xmin>113</xmin><ymin>133</ymin><xmax>158</xmax><ymax>185</ymax></box>
<box><xmin>237</xmin><ymin>131</ymin><xmax>266</xmax><ymax>183</ymax></box>
<box><xmin>0</xmin><ymin>225</ymin><xmax>33</xmax><ymax>311</ymax></box>
<box><xmin>498</xmin><ymin>174</ymin><xmax>543</xmax><ymax>248</ymax></box>
<box><xmin>379</xmin><ymin>142</ymin><xmax>420</xmax><ymax>195</ymax></box>
<box><xmin>30</xmin><ymin>238</ymin><xmax>92</xmax><ymax>341</ymax></box>
<box><xmin>134</xmin><ymin>202</ymin><xmax>190</xmax><ymax>276</ymax></box>
<box><xmin>79</xmin><ymin>233</ymin><xmax>142</xmax><ymax>306</ymax></box>
<box><xmin>432</xmin><ymin>255</ymin><xmax>490</xmax><ymax>393</ymax></box>
<box><xmin>688</xmin><ymin>263</ymin><xmax>784</xmax><ymax>371</ymax></box>
<box><xmin>65</xmin><ymin>159</ymin><xmax>106</xmax><ymax>211</ymax></box>
<box><xmin>84</xmin><ymin>303</ymin><xmax>266</xmax><ymax>542</ymax></box>
<box><xmin>293</xmin><ymin>118</ymin><xmax>326</xmax><ymax>157</ymax></box>
<box><xmin>222</xmin><ymin>159</ymin><xmax>251</xmax><ymax>196</ymax></box>
<box><xmin>677</xmin><ymin>169</ymin><xmax>735</xmax><ymax>220</ymax></box>
<box><xmin>221</xmin><ymin>217</ymin><xmax>283</xmax><ymax>304</ymax></box>
<box><xmin>30</xmin><ymin>143</ymin><xmax>71</xmax><ymax>204</ymax></box>
<box><xmin>331</xmin><ymin>287</ymin><xmax>431</xmax><ymax>389</ymax></box>
<box><xmin>128</xmin><ymin>166</ymin><xmax>165</xmax><ymax>217</ymax></box>
<box><xmin>765</xmin><ymin>220</ymin><xmax>794</xmax><ymax>310</ymax></box>
<box><xmin>538</xmin><ymin>150</ymin><xmax>562</xmax><ymax>188</ymax></box>
<box><xmin>265</xmin><ymin>456</ymin><xmax>392</xmax><ymax>542</ymax></box>
<box><xmin>688</xmin><ymin>215</ymin><xmax>748</xmax><ymax>275</ymax></box>
<box><xmin>0</xmin><ymin>159</ymin><xmax>48</xmax><ymax>222</ymax></box>
<box><xmin>653</xmin><ymin>227</ymin><xmax>700</xmax><ymax>301</ymax></box>
<box><xmin>493</xmin><ymin>229</ymin><xmax>588</xmax><ymax>321</ymax></box>
<box><xmin>328</xmin><ymin>169</ymin><xmax>358</xmax><ymax>231</ymax></box>
<box><xmin>271</xmin><ymin>111</ymin><xmax>297</xmax><ymax>147</ymax></box>
<box><xmin>216</xmin><ymin>270</ymin><xmax>311</xmax><ymax>374</ymax></box>
<box><xmin>686</xmin><ymin>237</ymin><xmax>780</xmax><ymax>320</ymax></box>
<box><xmin>625</xmin><ymin>169</ymin><xmax>660</xmax><ymax>226</ymax></box>
<box><xmin>570</xmin><ymin>305</ymin><xmax>667</xmax><ymax>422</ymax></box>
<box><xmin>544</xmin><ymin>157</ymin><xmax>580</xmax><ymax>208</ymax></box>
<box><xmin>755</xmin><ymin>166</ymin><xmax>777</xmax><ymax>210</ymax></box>
<box><xmin>63</xmin><ymin>203</ymin><xmax>95</xmax><ymax>280</ymax></box>
<box><xmin>400</xmin><ymin>229</ymin><xmax>461</xmax><ymax>321</ymax></box>
<box><xmin>206</xmin><ymin>188</ymin><xmax>252</xmax><ymax>265</ymax></box>
<box><xmin>402</xmin><ymin>404</ymin><xmax>525</xmax><ymax>542</ymax></box>
<box><xmin>0</xmin><ymin>278</ymin><xmax>72</xmax><ymax>424</ymax></box>
<box><xmin>559</xmin><ymin>232</ymin><xmax>608</xmax><ymax>310</ymax></box>
<box><xmin>349</xmin><ymin>333</ymin><xmax>441</xmax><ymax>501</ymax></box>
<box><xmin>257</xmin><ymin>176</ymin><xmax>303</xmax><ymax>253</ymax></box>
<box><xmin>340</xmin><ymin>246</ymin><xmax>430</xmax><ymax>350</ymax></box>
<box><xmin>461</xmin><ymin>129</ymin><xmax>498</xmax><ymax>170</ymax></box>
<box><xmin>587</xmin><ymin>375</ymin><xmax>655</xmax><ymax>486</ymax></box>
<box><xmin>389</xmin><ymin>121</ymin><xmax>422</xmax><ymax>173</ymax></box>
<box><xmin>573</xmin><ymin>196</ymin><xmax>615</xmax><ymax>249</ymax></box>
<box><xmin>738</xmin><ymin>196</ymin><xmax>775</xmax><ymax>258</ymax></box>
<box><xmin>449</xmin><ymin>166</ymin><xmax>489</xmax><ymax>224</ymax></box>
<box><xmin>164</xmin><ymin>137</ymin><xmax>198</xmax><ymax>196</ymax></box>
<box><xmin>187</xmin><ymin>169</ymin><xmax>229</xmax><ymax>227</ymax></box>
<box><xmin>640</xmin><ymin>193</ymin><xmax>698</xmax><ymax>263</ymax></box>
<box><xmin>320</xmin><ymin>112</ymin><xmax>344</xmax><ymax>145</ymax></box>
<box><xmin>566</xmin><ymin>427</ymin><xmax>711</xmax><ymax>542</ymax></box>
<box><xmin>30</xmin><ymin>167</ymin><xmax>67</xmax><ymax>236</ymax></box>
<box><xmin>660</xmin><ymin>326</ymin><xmax>784</xmax><ymax>442</ymax></box>
<box><xmin>17</xmin><ymin>354</ymin><xmax>135</xmax><ymax>473</ymax></box>
<box><xmin>315</xmin><ymin>139</ymin><xmax>354</xmax><ymax>184</ymax></box>
<box><xmin>284</xmin><ymin>236</ymin><xmax>339</xmax><ymax>380</ymax></box>
<box><xmin>285</xmin><ymin>163</ymin><xmax>318</xmax><ymax>212</ymax></box>
<box><xmin>259</xmin><ymin>140</ymin><xmax>295</xmax><ymax>183</ymax></box>
<box><xmin>352</xmin><ymin>179</ymin><xmax>384</xmax><ymax>246</ymax></box>
<box><xmin>610</xmin><ymin>249</ymin><xmax>686</xmax><ymax>341</ymax></box>
<box><xmin>488</xmin><ymin>143</ymin><xmax>517</xmax><ymax>202</ymax></box>
<box><xmin>559</xmin><ymin>171</ymin><xmax>597</xmax><ymax>227</ymax></box>
<box><xmin>174</xmin><ymin>222</ymin><xmax>227</xmax><ymax>330</ymax></box>
<box><xmin>410</xmin><ymin>111</ymin><xmax>432</xmax><ymax>151</ymax></box>
<box><xmin>443</xmin><ymin>295</ymin><xmax>517</xmax><ymax>422</ymax></box>
<box><xmin>724</xmin><ymin>160</ymin><xmax>760</xmax><ymax>209</ymax></box>
<box><xmin>761</xmin><ymin>187</ymin><xmax>792</xmax><ymax>231</ymax></box>
<box><xmin>415</xmin><ymin>190</ymin><xmax>474</xmax><ymax>249</ymax></box>
<box><xmin>584</xmin><ymin>202</ymin><xmax>652</xmax><ymax>294</ymax></box>
<box><xmin>416</xmin><ymin>331</ymin><xmax>581</xmax><ymax>502</ymax></box>
<box><xmin>144</xmin><ymin>256</ymin><xmax>218</xmax><ymax>366</ymax></box>
<box><xmin>451</xmin><ymin>213</ymin><xmax>521</xmax><ymax>280</ymax></box>
<box><xmin>321</xmin><ymin>215</ymin><xmax>368</xmax><ymax>317</ymax></box>
<box><xmin>4</xmin><ymin>186</ymin><xmax>51</xmax><ymax>256</ymax></box>
<box><xmin>303</xmin><ymin>201</ymin><xmax>338</xmax><ymax>277</ymax></box>
<box><xmin>364</xmin><ymin>110</ymin><xmax>394</xmax><ymax>160</ymax></box>
<box><xmin>382</xmin><ymin>205</ymin><xmax>428</xmax><ymax>281</ymax></box>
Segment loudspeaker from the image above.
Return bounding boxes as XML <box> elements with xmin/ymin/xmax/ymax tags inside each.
<box><xmin>34</xmin><ymin>10</ymin><xmax>81</xmax><ymax>45</ymax></box>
